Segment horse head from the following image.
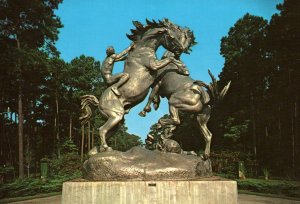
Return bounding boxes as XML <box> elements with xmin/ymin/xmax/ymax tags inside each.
<box><xmin>127</xmin><ymin>19</ymin><xmax>196</xmax><ymax>55</ymax></box>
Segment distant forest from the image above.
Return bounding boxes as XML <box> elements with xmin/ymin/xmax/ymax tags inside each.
<box><xmin>148</xmin><ymin>0</ymin><xmax>299</xmax><ymax>179</ymax></box>
<box><xmin>0</xmin><ymin>0</ymin><xmax>299</xmax><ymax>180</ymax></box>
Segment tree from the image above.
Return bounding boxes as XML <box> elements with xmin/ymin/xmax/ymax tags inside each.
<box><xmin>0</xmin><ymin>0</ymin><xmax>63</xmax><ymax>178</ymax></box>
<box><xmin>266</xmin><ymin>0</ymin><xmax>300</xmax><ymax>178</ymax></box>
<box><xmin>218</xmin><ymin>13</ymin><xmax>269</xmax><ymax>158</ymax></box>
<box><xmin>214</xmin><ymin>0</ymin><xmax>300</xmax><ymax>178</ymax></box>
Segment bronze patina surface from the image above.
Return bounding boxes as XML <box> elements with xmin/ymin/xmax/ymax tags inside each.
<box><xmin>80</xmin><ymin>19</ymin><xmax>230</xmax><ymax>161</ymax></box>
<box><xmin>83</xmin><ymin>146</ymin><xmax>212</xmax><ymax>181</ymax></box>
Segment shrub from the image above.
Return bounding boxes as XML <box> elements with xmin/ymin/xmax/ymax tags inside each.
<box><xmin>211</xmin><ymin>150</ymin><xmax>257</xmax><ymax>178</ymax></box>
<box><xmin>0</xmin><ymin>171</ymin><xmax>82</xmax><ymax>199</ymax></box>
<box><xmin>0</xmin><ymin>143</ymin><xmax>82</xmax><ymax>199</ymax></box>
<box><xmin>237</xmin><ymin>178</ymin><xmax>300</xmax><ymax>198</ymax></box>
<box><xmin>48</xmin><ymin>153</ymin><xmax>82</xmax><ymax>176</ymax></box>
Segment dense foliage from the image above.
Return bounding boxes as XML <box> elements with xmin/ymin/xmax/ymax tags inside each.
<box><xmin>0</xmin><ymin>0</ymin><xmax>142</xmax><ymax>186</ymax></box>
<box><xmin>237</xmin><ymin>178</ymin><xmax>300</xmax><ymax>198</ymax></box>
<box><xmin>214</xmin><ymin>0</ymin><xmax>300</xmax><ymax>179</ymax></box>
<box><xmin>148</xmin><ymin>0</ymin><xmax>300</xmax><ymax>180</ymax></box>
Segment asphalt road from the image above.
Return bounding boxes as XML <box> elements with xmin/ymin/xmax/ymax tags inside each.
<box><xmin>8</xmin><ymin>194</ymin><xmax>300</xmax><ymax>204</ymax></box>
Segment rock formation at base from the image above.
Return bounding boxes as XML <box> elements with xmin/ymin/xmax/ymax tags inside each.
<box><xmin>83</xmin><ymin>146</ymin><xmax>212</xmax><ymax>180</ymax></box>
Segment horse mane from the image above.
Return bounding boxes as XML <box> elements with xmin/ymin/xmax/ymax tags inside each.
<box><xmin>183</xmin><ymin>28</ymin><xmax>197</xmax><ymax>54</ymax></box>
<box><xmin>127</xmin><ymin>19</ymin><xmax>196</xmax><ymax>51</ymax></box>
<box><xmin>126</xmin><ymin>19</ymin><xmax>167</xmax><ymax>41</ymax></box>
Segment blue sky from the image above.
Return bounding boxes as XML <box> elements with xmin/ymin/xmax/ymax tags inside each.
<box><xmin>55</xmin><ymin>0</ymin><xmax>282</xmax><ymax>140</ymax></box>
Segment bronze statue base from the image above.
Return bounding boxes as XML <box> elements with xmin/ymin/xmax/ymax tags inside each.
<box><xmin>83</xmin><ymin>146</ymin><xmax>212</xmax><ymax>181</ymax></box>
<box><xmin>62</xmin><ymin>178</ymin><xmax>238</xmax><ymax>204</ymax></box>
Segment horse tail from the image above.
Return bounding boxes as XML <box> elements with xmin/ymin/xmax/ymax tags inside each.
<box><xmin>80</xmin><ymin>95</ymin><xmax>99</xmax><ymax>125</ymax></box>
<box><xmin>194</xmin><ymin>69</ymin><xmax>231</xmax><ymax>104</ymax></box>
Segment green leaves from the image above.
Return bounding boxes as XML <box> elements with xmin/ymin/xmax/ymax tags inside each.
<box><xmin>220</xmin><ymin>13</ymin><xmax>268</xmax><ymax>63</ymax></box>
<box><xmin>223</xmin><ymin>117</ymin><xmax>250</xmax><ymax>142</ymax></box>
<box><xmin>216</xmin><ymin>0</ymin><xmax>300</xmax><ymax>178</ymax></box>
<box><xmin>0</xmin><ymin>0</ymin><xmax>63</xmax><ymax>53</ymax></box>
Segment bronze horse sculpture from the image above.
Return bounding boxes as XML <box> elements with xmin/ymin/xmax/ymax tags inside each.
<box><xmin>139</xmin><ymin>50</ymin><xmax>231</xmax><ymax>159</ymax></box>
<box><xmin>80</xmin><ymin>19</ymin><xmax>230</xmax><ymax>159</ymax></box>
<box><xmin>80</xmin><ymin>19</ymin><xmax>196</xmax><ymax>152</ymax></box>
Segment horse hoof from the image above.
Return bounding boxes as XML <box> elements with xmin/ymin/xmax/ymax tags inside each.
<box><xmin>200</xmin><ymin>154</ymin><xmax>209</xmax><ymax>160</ymax></box>
<box><xmin>153</xmin><ymin>103</ymin><xmax>160</xmax><ymax>110</ymax></box>
<box><xmin>88</xmin><ymin>146</ymin><xmax>99</xmax><ymax>156</ymax></box>
<box><xmin>144</xmin><ymin>107</ymin><xmax>151</xmax><ymax>113</ymax></box>
<box><xmin>138</xmin><ymin>111</ymin><xmax>146</xmax><ymax>117</ymax></box>
<box><xmin>125</xmin><ymin>108</ymin><xmax>130</xmax><ymax>114</ymax></box>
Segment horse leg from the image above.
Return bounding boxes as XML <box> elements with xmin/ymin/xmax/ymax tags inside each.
<box><xmin>159</xmin><ymin>89</ymin><xmax>202</xmax><ymax>126</ymax></box>
<box><xmin>196</xmin><ymin>105</ymin><xmax>212</xmax><ymax>160</ymax></box>
<box><xmin>99</xmin><ymin>111</ymin><xmax>123</xmax><ymax>150</ymax></box>
<box><xmin>139</xmin><ymin>82</ymin><xmax>161</xmax><ymax>117</ymax></box>
<box><xmin>159</xmin><ymin>99</ymin><xmax>181</xmax><ymax>126</ymax></box>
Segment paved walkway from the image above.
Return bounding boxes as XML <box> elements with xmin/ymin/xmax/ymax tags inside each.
<box><xmin>238</xmin><ymin>194</ymin><xmax>300</xmax><ymax>204</ymax></box>
<box><xmin>10</xmin><ymin>195</ymin><xmax>61</xmax><ymax>204</ymax></box>
<box><xmin>9</xmin><ymin>194</ymin><xmax>300</xmax><ymax>204</ymax></box>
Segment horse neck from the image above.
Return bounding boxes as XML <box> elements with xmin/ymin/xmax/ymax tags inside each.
<box><xmin>157</xmin><ymin>64</ymin><xmax>194</xmax><ymax>87</ymax></box>
<box><xmin>134</xmin><ymin>38</ymin><xmax>161</xmax><ymax>52</ymax></box>
<box><xmin>157</xmin><ymin>63</ymin><xmax>176</xmax><ymax>74</ymax></box>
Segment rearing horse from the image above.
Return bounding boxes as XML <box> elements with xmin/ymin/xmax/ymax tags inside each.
<box><xmin>80</xmin><ymin>19</ymin><xmax>196</xmax><ymax>151</ymax></box>
<box><xmin>139</xmin><ymin>50</ymin><xmax>231</xmax><ymax>159</ymax></box>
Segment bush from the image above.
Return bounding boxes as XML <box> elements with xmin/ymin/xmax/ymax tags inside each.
<box><xmin>211</xmin><ymin>150</ymin><xmax>257</xmax><ymax>178</ymax></box>
<box><xmin>0</xmin><ymin>171</ymin><xmax>82</xmax><ymax>199</ymax></box>
<box><xmin>48</xmin><ymin>153</ymin><xmax>82</xmax><ymax>176</ymax></box>
<box><xmin>237</xmin><ymin>178</ymin><xmax>300</xmax><ymax>198</ymax></box>
<box><xmin>0</xmin><ymin>148</ymin><xmax>82</xmax><ymax>199</ymax></box>
<box><xmin>0</xmin><ymin>165</ymin><xmax>15</xmax><ymax>183</ymax></box>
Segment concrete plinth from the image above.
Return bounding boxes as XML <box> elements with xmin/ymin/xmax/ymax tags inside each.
<box><xmin>62</xmin><ymin>178</ymin><xmax>237</xmax><ymax>204</ymax></box>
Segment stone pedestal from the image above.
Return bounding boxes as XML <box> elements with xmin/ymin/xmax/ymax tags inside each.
<box><xmin>62</xmin><ymin>178</ymin><xmax>237</xmax><ymax>204</ymax></box>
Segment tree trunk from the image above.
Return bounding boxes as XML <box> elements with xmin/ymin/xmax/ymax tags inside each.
<box><xmin>295</xmin><ymin>101</ymin><xmax>298</xmax><ymax>178</ymax></box>
<box><xmin>81</xmin><ymin>125</ymin><xmax>85</xmax><ymax>162</ymax></box>
<box><xmin>278</xmin><ymin>105</ymin><xmax>283</xmax><ymax>175</ymax></box>
<box><xmin>88</xmin><ymin>121</ymin><xmax>91</xmax><ymax>151</ymax></box>
<box><xmin>0</xmin><ymin>118</ymin><xmax>3</xmax><ymax>162</ymax></box>
<box><xmin>26</xmin><ymin>134</ymin><xmax>30</xmax><ymax>178</ymax></box>
<box><xmin>288</xmin><ymin>69</ymin><xmax>295</xmax><ymax>178</ymax></box>
<box><xmin>278</xmin><ymin>105</ymin><xmax>282</xmax><ymax>146</ymax></box>
<box><xmin>250</xmin><ymin>92</ymin><xmax>257</xmax><ymax>158</ymax></box>
<box><xmin>18</xmin><ymin>81</ymin><xmax>24</xmax><ymax>179</ymax></box>
<box><xmin>69</xmin><ymin>116</ymin><xmax>72</xmax><ymax>140</ymax></box>
<box><xmin>265</xmin><ymin>125</ymin><xmax>269</xmax><ymax>158</ymax></box>
<box><xmin>17</xmin><ymin>37</ymin><xmax>24</xmax><ymax>179</ymax></box>
<box><xmin>55</xmin><ymin>93</ymin><xmax>60</xmax><ymax>158</ymax></box>
<box><xmin>291</xmin><ymin>101</ymin><xmax>295</xmax><ymax>178</ymax></box>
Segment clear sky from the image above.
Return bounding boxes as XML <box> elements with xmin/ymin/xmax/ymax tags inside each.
<box><xmin>55</xmin><ymin>0</ymin><xmax>282</xmax><ymax>140</ymax></box>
